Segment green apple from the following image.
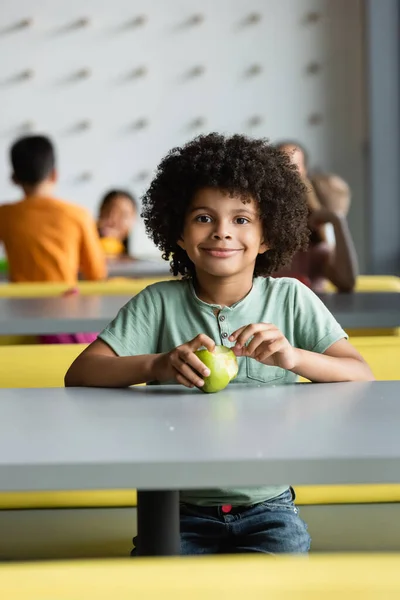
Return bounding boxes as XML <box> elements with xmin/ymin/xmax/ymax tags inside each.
<box><xmin>194</xmin><ymin>345</ymin><xmax>239</xmax><ymax>393</ymax></box>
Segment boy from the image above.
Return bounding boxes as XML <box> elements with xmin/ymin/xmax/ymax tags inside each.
<box><xmin>0</xmin><ymin>135</ymin><xmax>106</xmax><ymax>283</ymax></box>
<box><xmin>65</xmin><ymin>133</ymin><xmax>374</xmax><ymax>555</ymax></box>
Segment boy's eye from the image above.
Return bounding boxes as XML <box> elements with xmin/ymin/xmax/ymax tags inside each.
<box><xmin>195</xmin><ymin>215</ymin><xmax>212</xmax><ymax>223</ymax></box>
<box><xmin>235</xmin><ymin>217</ymin><xmax>250</xmax><ymax>225</ymax></box>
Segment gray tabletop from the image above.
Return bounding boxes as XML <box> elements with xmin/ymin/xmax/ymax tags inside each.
<box><xmin>106</xmin><ymin>258</ymin><xmax>171</xmax><ymax>278</ymax></box>
<box><xmin>319</xmin><ymin>292</ymin><xmax>400</xmax><ymax>329</ymax></box>
<box><xmin>0</xmin><ymin>295</ymin><xmax>132</xmax><ymax>334</ymax></box>
<box><xmin>0</xmin><ymin>258</ymin><xmax>171</xmax><ymax>282</ymax></box>
<box><xmin>0</xmin><ymin>291</ymin><xmax>399</xmax><ymax>335</ymax></box>
<box><xmin>0</xmin><ymin>381</ymin><xmax>399</xmax><ymax>492</ymax></box>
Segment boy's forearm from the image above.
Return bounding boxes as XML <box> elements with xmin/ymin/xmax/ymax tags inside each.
<box><xmin>65</xmin><ymin>354</ymin><xmax>160</xmax><ymax>387</ymax></box>
<box><xmin>290</xmin><ymin>348</ymin><xmax>374</xmax><ymax>382</ymax></box>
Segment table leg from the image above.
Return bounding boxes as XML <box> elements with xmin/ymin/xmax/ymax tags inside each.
<box><xmin>136</xmin><ymin>490</ymin><xmax>180</xmax><ymax>556</ymax></box>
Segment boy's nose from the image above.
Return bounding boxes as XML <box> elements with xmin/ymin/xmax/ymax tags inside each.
<box><xmin>212</xmin><ymin>225</ymin><xmax>232</xmax><ymax>240</ymax></box>
<box><xmin>212</xmin><ymin>231</ymin><xmax>232</xmax><ymax>240</ymax></box>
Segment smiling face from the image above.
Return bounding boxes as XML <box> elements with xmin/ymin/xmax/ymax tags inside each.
<box><xmin>177</xmin><ymin>187</ymin><xmax>268</xmax><ymax>279</ymax></box>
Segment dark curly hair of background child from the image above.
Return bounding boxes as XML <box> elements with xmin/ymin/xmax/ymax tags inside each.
<box><xmin>141</xmin><ymin>132</ymin><xmax>310</xmax><ymax>278</ymax></box>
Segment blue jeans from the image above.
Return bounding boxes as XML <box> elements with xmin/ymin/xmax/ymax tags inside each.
<box><xmin>133</xmin><ymin>488</ymin><xmax>310</xmax><ymax>555</ymax></box>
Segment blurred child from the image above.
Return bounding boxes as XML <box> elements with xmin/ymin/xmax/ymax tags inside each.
<box><xmin>0</xmin><ymin>135</ymin><xmax>106</xmax><ymax>283</ymax></box>
<box><xmin>274</xmin><ymin>141</ymin><xmax>358</xmax><ymax>292</ymax></box>
<box><xmin>98</xmin><ymin>189</ymin><xmax>137</xmax><ymax>258</ymax></box>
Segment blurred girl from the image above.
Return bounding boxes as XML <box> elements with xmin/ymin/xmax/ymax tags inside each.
<box><xmin>98</xmin><ymin>189</ymin><xmax>137</xmax><ymax>258</ymax></box>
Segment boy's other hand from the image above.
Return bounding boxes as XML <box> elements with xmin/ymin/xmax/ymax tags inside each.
<box><xmin>153</xmin><ymin>334</ymin><xmax>215</xmax><ymax>388</ymax></box>
<box><xmin>229</xmin><ymin>324</ymin><xmax>297</xmax><ymax>370</ymax></box>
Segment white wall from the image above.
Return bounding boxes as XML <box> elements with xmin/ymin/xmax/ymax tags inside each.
<box><xmin>0</xmin><ymin>0</ymin><xmax>367</xmax><ymax>265</ymax></box>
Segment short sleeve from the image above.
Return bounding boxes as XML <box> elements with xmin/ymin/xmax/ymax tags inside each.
<box><xmin>292</xmin><ymin>280</ymin><xmax>347</xmax><ymax>353</ymax></box>
<box><xmin>98</xmin><ymin>286</ymin><xmax>160</xmax><ymax>356</ymax></box>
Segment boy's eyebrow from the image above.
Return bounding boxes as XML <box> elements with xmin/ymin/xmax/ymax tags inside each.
<box><xmin>189</xmin><ymin>206</ymin><xmax>257</xmax><ymax>215</ymax></box>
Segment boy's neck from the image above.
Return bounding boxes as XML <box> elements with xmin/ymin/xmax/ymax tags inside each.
<box><xmin>21</xmin><ymin>181</ymin><xmax>55</xmax><ymax>198</ymax></box>
<box><xmin>194</xmin><ymin>269</ymin><xmax>255</xmax><ymax>307</ymax></box>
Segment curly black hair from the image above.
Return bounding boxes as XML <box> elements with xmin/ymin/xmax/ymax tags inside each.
<box><xmin>141</xmin><ymin>133</ymin><xmax>309</xmax><ymax>277</ymax></box>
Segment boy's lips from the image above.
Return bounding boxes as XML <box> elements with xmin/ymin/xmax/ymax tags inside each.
<box><xmin>200</xmin><ymin>248</ymin><xmax>242</xmax><ymax>258</ymax></box>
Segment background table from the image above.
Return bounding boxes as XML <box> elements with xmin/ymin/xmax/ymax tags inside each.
<box><xmin>106</xmin><ymin>258</ymin><xmax>171</xmax><ymax>278</ymax></box>
<box><xmin>319</xmin><ymin>292</ymin><xmax>400</xmax><ymax>329</ymax></box>
<box><xmin>0</xmin><ymin>291</ymin><xmax>399</xmax><ymax>336</ymax></box>
<box><xmin>0</xmin><ymin>295</ymin><xmax>132</xmax><ymax>335</ymax></box>
<box><xmin>1</xmin><ymin>382</ymin><xmax>399</xmax><ymax>554</ymax></box>
<box><xmin>0</xmin><ymin>257</ymin><xmax>171</xmax><ymax>283</ymax></box>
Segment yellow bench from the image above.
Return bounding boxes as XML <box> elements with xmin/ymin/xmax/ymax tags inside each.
<box><xmin>1</xmin><ymin>555</ymin><xmax>400</xmax><ymax>599</ymax></box>
<box><xmin>350</xmin><ymin>336</ymin><xmax>400</xmax><ymax>380</ymax></box>
<box><xmin>0</xmin><ymin>277</ymin><xmax>172</xmax><ymax>298</ymax></box>
<box><xmin>298</xmin><ymin>335</ymin><xmax>400</xmax><ymax>381</ymax></box>
<box><xmin>326</xmin><ymin>275</ymin><xmax>400</xmax><ymax>293</ymax></box>
<box><xmin>1</xmin><ymin>275</ymin><xmax>398</xmax><ymax>298</ymax></box>
<box><xmin>1</xmin><ymin>484</ymin><xmax>400</xmax><ymax>511</ymax></box>
<box><xmin>0</xmin><ymin>344</ymin><xmax>85</xmax><ymax>387</ymax></box>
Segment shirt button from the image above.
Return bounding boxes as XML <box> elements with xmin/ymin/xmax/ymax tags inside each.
<box><xmin>221</xmin><ymin>332</ymin><xmax>228</xmax><ymax>338</ymax></box>
<box><xmin>219</xmin><ymin>315</ymin><xmax>225</xmax><ymax>322</ymax></box>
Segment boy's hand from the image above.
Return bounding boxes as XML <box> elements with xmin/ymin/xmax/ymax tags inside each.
<box><xmin>154</xmin><ymin>334</ymin><xmax>215</xmax><ymax>388</ymax></box>
<box><xmin>229</xmin><ymin>324</ymin><xmax>297</xmax><ymax>370</ymax></box>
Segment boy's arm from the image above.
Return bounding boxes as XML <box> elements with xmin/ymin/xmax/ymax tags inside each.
<box><xmin>65</xmin><ymin>334</ymin><xmax>214</xmax><ymax>388</ymax></box>
<box><xmin>65</xmin><ymin>339</ymin><xmax>159</xmax><ymax>387</ymax></box>
<box><xmin>79</xmin><ymin>211</ymin><xmax>107</xmax><ymax>281</ymax></box>
<box><xmin>291</xmin><ymin>338</ymin><xmax>374</xmax><ymax>382</ymax></box>
<box><xmin>230</xmin><ymin>326</ymin><xmax>374</xmax><ymax>382</ymax></box>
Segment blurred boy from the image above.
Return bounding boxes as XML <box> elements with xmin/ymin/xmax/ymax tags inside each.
<box><xmin>0</xmin><ymin>135</ymin><xmax>106</xmax><ymax>283</ymax></box>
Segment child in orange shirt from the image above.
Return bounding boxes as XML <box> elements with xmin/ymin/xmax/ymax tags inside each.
<box><xmin>0</xmin><ymin>135</ymin><xmax>106</xmax><ymax>344</ymax></box>
<box><xmin>0</xmin><ymin>135</ymin><xmax>106</xmax><ymax>284</ymax></box>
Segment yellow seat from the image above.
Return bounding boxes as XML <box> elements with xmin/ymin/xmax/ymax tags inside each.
<box><xmin>300</xmin><ymin>335</ymin><xmax>400</xmax><ymax>382</ymax></box>
<box><xmin>0</xmin><ymin>277</ymin><xmax>172</xmax><ymax>299</ymax></box>
<box><xmin>350</xmin><ymin>336</ymin><xmax>400</xmax><ymax>380</ymax></box>
<box><xmin>1</xmin><ymin>554</ymin><xmax>400</xmax><ymax>599</ymax></box>
<box><xmin>295</xmin><ymin>484</ymin><xmax>400</xmax><ymax>505</ymax></box>
<box><xmin>0</xmin><ymin>344</ymin><xmax>87</xmax><ymax>387</ymax></box>
<box><xmin>0</xmin><ymin>344</ymin><xmax>151</xmax><ymax>387</ymax></box>
<box><xmin>0</xmin><ymin>489</ymin><xmax>138</xmax><ymax>510</ymax></box>
<box><xmin>325</xmin><ymin>275</ymin><xmax>400</xmax><ymax>293</ymax></box>
<box><xmin>346</xmin><ymin>328</ymin><xmax>400</xmax><ymax>338</ymax></box>
<box><xmin>1</xmin><ymin>484</ymin><xmax>399</xmax><ymax>511</ymax></box>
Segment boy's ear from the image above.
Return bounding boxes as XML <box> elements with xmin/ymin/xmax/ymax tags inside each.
<box><xmin>177</xmin><ymin>238</ymin><xmax>185</xmax><ymax>251</ymax></box>
<box><xmin>49</xmin><ymin>168</ymin><xmax>58</xmax><ymax>183</ymax></box>
<box><xmin>258</xmin><ymin>240</ymin><xmax>269</xmax><ymax>255</ymax></box>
